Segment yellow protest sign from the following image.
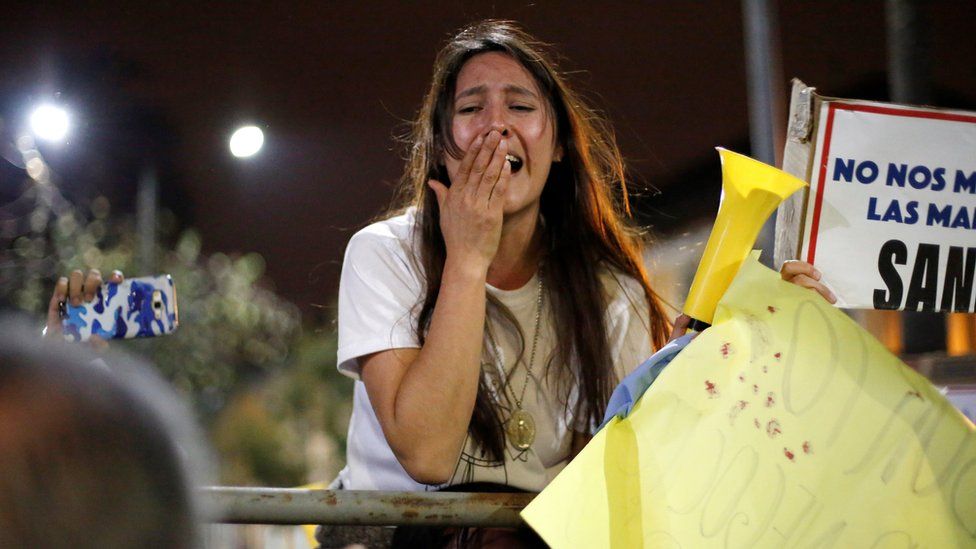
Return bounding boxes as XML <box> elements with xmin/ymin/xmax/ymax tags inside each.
<box><xmin>523</xmin><ymin>256</ymin><xmax>976</xmax><ymax>548</ymax></box>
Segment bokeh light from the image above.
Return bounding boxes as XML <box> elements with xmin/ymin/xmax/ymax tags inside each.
<box><xmin>229</xmin><ymin>126</ymin><xmax>264</xmax><ymax>158</ymax></box>
<box><xmin>29</xmin><ymin>105</ymin><xmax>69</xmax><ymax>142</ymax></box>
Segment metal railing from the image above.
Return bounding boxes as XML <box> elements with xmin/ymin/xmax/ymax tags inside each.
<box><xmin>202</xmin><ymin>487</ymin><xmax>532</xmax><ymax>527</ymax></box>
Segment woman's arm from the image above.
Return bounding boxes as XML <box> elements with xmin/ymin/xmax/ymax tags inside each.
<box><xmin>360</xmin><ymin>130</ymin><xmax>512</xmax><ymax>485</ymax></box>
<box><xmin>359</xmin><ymin>265</ymin><xmax>486</xmax><ymax>484</ymax></box>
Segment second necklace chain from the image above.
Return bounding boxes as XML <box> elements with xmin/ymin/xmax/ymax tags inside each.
<box><xmin>484</xmin><ymin>272</ymin><xmax>545</xmax><ymax>451</ymax></box>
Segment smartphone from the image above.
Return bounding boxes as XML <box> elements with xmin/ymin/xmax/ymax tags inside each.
<box><xmin>61</xmin><ymin>275</ymin><xmax>179</xmax><ymax>342</ymax></box>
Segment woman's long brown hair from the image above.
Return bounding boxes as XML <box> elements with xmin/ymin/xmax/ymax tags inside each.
<box><xmin>390</xmin><ymin>20</ymin><xmax>671</xmax><ymax>463</ymax></box>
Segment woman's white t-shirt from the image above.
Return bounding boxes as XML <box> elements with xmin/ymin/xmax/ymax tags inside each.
<box><xmin>334</xmin><ymin>209</ymin><xmax>653</xmax><ymax>491</ymax></box>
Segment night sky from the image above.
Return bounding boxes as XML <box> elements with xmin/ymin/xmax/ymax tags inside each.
<box><xmin>2</xmin><ymin>1</ymin><xmax>974</xmax><ymax>318</ymax></box>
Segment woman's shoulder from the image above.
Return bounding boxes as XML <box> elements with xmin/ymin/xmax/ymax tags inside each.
<box><xmin>597</xmin><ymin>265</ymin><xmax>646</xmax><ymax>303</ymax></box>
<box><xmin>345</xmin><ymin>208</ymin><xmax>419</xmax><ymax>257</ymax></box>
<box><xmin>350</xmin><ymin>208</ymin><xmax>417</xmax><ymax>243</ymax></box>
<box><xmin>595</xmin><ymin>264</ymin><xmax>654</xmax><ymax>326</ymax></box>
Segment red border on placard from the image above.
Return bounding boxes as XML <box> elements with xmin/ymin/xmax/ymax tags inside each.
<box><xmin>805</xmin><ymin>103</ymin><xmax>976</xmax><ymax>264</ymax></box>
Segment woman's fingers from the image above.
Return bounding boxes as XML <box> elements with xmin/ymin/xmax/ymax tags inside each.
<box><xmin>452</xmin><ymin>134</ymin><xmax>485</xmax><ymax>192</ymax></box>
<box><xmin>83</xmin><ymin>269</ymin><xmax>102</xmax><ymax>302</ymax></box>
<box><xmin>67</xmin><ymin>267</ymin><xmax>118</xmax><ymax>307</ymax></box>
<box><xmin>780</xmin><ymin>259</ymin><xmax>820</xmax><ymax>281</ymax></box>
<box><xmin>789</xmin><ymin>273</ymin><xmax>837</xmax><ymax>303</ymax></box>
<box><xmin>451</xmin><ymin>135</ymin><xmax>485</xmax><ymax>191</ymax></box>
<box><xmin>478</xmin><ymin>139</ymin><xmax>507</xmax><ymax>202</ymax></box>
<box><xmin>781</xmin><ymin>260</ymin><xmax>836</xmax><ymax>303</ymax></box>
<box><xmin>68</xmin><ymin>270</ymin><xmax>84</xmax><ymax>306</ymax></box>
<box><xmin>432</xmin><ymin>131</ymin><xmax>508</xmax><ymax>267</ymax></box>
<box><xmin>466</xmin><ymin>131</ymin><xmax>502</xmax><ymax>197</ymax></box>
<box><xmin>489</xmin><ymin>156</ymin><xmax>512</xmax><ymax>206</ymax></box>
<box><xmin>46</xmin><ymin>268</ymin><xmax>122</xmax><ymax>341</ymax></box>
<box><xmin>441</xmin><ymin>130</ymin><xmax>504</xmax><ymax>203</ymax></box>
<box><xmin>668</xmin><ymin>314</ymin><xmax>691</xmax><ymax>341</ymax></box>
<box><xmin>45</xmin><ymin>276</ymin><xmax>68</xmax><ymax>338</ymax></box>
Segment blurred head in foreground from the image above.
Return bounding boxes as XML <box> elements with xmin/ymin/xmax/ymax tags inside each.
<box><xmin>0</xmin><ymin>318</ymin><xmax>212</xmax><ymax>548</ymax></box>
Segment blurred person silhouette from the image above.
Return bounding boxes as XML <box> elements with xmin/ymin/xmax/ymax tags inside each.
<box><xmin>0</xmin><ymin>317</ymin><xmax>213</xmax><ymax>548</ymax></box>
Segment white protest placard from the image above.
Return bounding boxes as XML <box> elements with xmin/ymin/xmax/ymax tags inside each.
<box><xmin>800</xmin><ymin>100</ymin><xmax>976</xmax><ymax>312</ymax></box>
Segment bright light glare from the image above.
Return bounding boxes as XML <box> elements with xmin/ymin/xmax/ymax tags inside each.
<box><xmin>30</xmin><ymin>105</ymin><xmax>69</xmax><ymax>142</ymax></box>
<box><xmin>229</xmin><ymin>126</ymin><xmax>264</xmax><ymax>158</ymax></box>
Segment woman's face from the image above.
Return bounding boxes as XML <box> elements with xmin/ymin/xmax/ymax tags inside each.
<box><xmin>443</xmin><ymin>52</ymin><xmax>561</xmax><ymax>219</ymax></box>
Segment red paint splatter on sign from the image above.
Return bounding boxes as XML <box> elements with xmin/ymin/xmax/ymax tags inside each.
<box><xmin>784</xmin><ymin>448</ymin><xmax>795</xmax><ymax>461</ymax></box>
<box><xmin>774</xmin><ymin>352</ymin><xmax>782</xmax><ymax>360</ymax></box>
<box><xmin>728</xmin><ymin>404</ymin><xmax>743</xmax><ymax>425</ymax></box>
<box><xmin>705</xmin><ymin>380</ymin><xmax>719</xmax><ymax>398</ymax></box>
<box><xmin>766</xmin><ymin>419</ymin><xmax>782</xmax><ymax>438</ymax></box>
<box><xmin>720</xmin><ymin>342</ymin><xmax>732</xmax><ymax>358</ymax></box>
<box><xmin>738</xmin><ymin>373</ymin><xmax>746</xmax><ymax>382</ymax></box>
<box><xmin>767</xmin><ymin>305</ymin><xmax>777</xmax><ymax>313</ymax></box>
<box><xmin>766</xmin><ymin>392</ymin><xmax>776</xmax><ymax>407</ymax></box>
<box><xmin>803</xmin><ymin>441</ymin><xmax>812</xmax><ymax>455</ymax></box>
<box><xmin>752</xmin><ymin>384</ymin><xmax>759</xmax><ymax>395</ymax></box>
<box><xmin>729</xmin><ymin>400</ymin><xmax>749</xmax><ymax>425</ymax></box>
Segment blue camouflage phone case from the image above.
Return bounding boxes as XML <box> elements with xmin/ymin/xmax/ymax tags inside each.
<box><xmin>61</xmin><ymin>275</ymin><xmax>179</xmax><ymax>342</ymax></box>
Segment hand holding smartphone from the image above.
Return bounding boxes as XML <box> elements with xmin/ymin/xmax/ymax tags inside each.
<box><xmin>57</xmin><ymin>274</ymin><xmax>179</xmax><ymax>343</ymax></box>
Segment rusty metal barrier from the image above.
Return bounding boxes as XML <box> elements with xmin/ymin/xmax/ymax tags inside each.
<box><xmin>201</xmin><ymin>487</ymin><xmax>533</xmax><ymax>527</ymax></box>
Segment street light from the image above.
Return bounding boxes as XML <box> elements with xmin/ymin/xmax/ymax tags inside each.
<box><xmin>229</xmin><ymin>125</ymin><xmax>264</xmax><ymax>158</ymax></box>
<box><xmin>29</xmin><ymin>105</ymin><xmax>69</xmax><ymax>142</ymax></box>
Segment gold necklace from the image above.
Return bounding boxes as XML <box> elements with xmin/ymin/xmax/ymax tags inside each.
<box><xmin>485</xmin><ymin>273</ymin><xmax>544</xmax><ymax>451</ymax></box>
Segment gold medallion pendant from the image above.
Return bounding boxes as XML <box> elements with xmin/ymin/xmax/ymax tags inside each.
<box><xmin>507</xmin><ymin>408</ymin><xmax>536</xmax><ymax>450</ymax></box>
<box><xmin>486</xmin><ymin>272</ymin><xmax>545</xmax><ymax>453</ymax></box>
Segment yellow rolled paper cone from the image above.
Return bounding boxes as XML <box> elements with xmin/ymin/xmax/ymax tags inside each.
<box><xmin>682</xmin><ymin>148</ymin><xmax>807</xmax><ymax>328</ymax></box>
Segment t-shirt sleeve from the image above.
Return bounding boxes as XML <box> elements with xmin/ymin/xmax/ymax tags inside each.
<box><xmin>604</xmin><ymin>272</ymin><xmax>655</xmax><ymax>384</ymax></box>
<box><xmin>573</xmin><ymin>269</ymin><xmax>655</xmax><ymax>435</ymax></box>
<box><xmin>336</xmin><ymin>225</ymin><xmax>424</xmax><ymax>379</ymax></box>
